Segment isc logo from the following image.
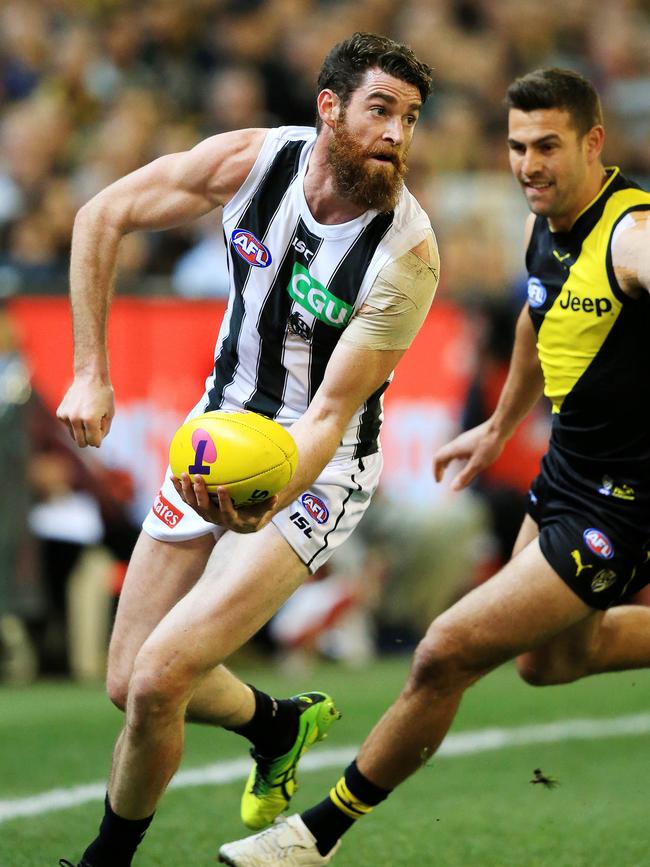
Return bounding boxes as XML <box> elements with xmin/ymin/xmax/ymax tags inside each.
<box><xmin>292</xmin><ymin>237</ymin><xmax>315</xmax><ymax>261</ymax></box>
<box><xmin>301</xmin><ymin>493</ymin><xmax>329</xmax><ymax>524</ymax></box>
<box><xmin>289</xmin><ymin>511</ymin><xmax>312</xmax><ymax>537</ymax></box>
<box><xmin>583</xmin><ymin>528</ymin><xmax>614</xmax><ymax>560</ymax></box>
<box><xmin>231</xmin><ymin>229</ymin><xmax>272</xmax><ymax>268</ymax></box>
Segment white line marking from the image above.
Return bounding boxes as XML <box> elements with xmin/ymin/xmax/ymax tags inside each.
<box><xmin>2</xmin><ymin>712</ymin><xmax>650</xmax><ymax>824</ymax></box>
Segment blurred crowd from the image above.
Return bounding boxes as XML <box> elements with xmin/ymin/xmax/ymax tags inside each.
<box><xmin>1</xmin><ymin>0</ymin><xmax>649</xmax><ymax>299</ymax></box>
<box><xmin>1</xmin><ymin>0</ymin><xmax>649</xmax><ymax>680</ymax></box>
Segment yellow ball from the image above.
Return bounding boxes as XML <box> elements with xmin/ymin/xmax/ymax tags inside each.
<box><xmin>169</xmin><ymin>410</ymin><xmax>298</xmax><ymax>508</ymax></box>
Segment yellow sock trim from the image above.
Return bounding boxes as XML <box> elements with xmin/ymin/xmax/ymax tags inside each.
<box><xmin>329</xmin><ymin>777</ymin><xmax>374</xmax><ymax>820</ymax></box>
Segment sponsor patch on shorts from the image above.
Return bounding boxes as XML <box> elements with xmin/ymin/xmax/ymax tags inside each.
<box><xmin>153</xmin><ymin>490</ymin><xmax>184</xmax><ymax>528</ymax></box>
<box><xmin>300</xmin><ymin>492</ymin><xmax>329</xmax><ymax>524</ymax></box>
<box><xmin>591</xmin><ymin>568</ymin><xmax>617</xmax><ymax>593</ymax></box>
<box><xmin>583</xmin><ymin>527</ymin><xmax>614</xmax><ymax>559</ymax></box>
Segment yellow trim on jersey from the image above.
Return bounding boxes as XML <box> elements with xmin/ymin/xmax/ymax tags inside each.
<box><xmin>570</xmin><ymin>166</ymin><xmax>620</xmax><ymax>225</ymax></box>
<box><xmin>538</xmin><ymin>185</ymin><xmax>650</xmax><ymax>412</ymax></box>
<box><xmin>329</xmin><ymin>778</ymin><xmax>374</xmax><ymax>820</ymax></box>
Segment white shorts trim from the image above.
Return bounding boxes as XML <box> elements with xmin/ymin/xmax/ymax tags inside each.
<box><xmin>142</xmin><ymin>452</ymin><xmax>382</xmax><ymax>572</ymax></box>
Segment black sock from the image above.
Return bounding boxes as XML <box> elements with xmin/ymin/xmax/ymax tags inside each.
<box><xmin>228</xmin><ymin>685</ymin><xmax>299</xmax><ymax>757</ymax></box>
<box><xmin>302</xmin><ymin>760</ymin><xmax>391</xmax><ymax>856</ymax></box>
<box><xmin>81</xmin><ymin>794</ymin><xmax>154</xmax><ymax>867</ymax></box>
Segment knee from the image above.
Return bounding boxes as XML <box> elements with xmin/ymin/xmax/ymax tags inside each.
<box><xmin>106</xmin><ymin>667</ymin><xmax>129</xmax><ymax>712</ymax></box>
<box><xmin>406</xmin><ymin>622</ymin><xmax>486</xmax><ymax>696</ymax></box>
<box><xmin>123</xmin><ymin>651</ymin><xmax>192</xmax><ymax>731</ymax></box>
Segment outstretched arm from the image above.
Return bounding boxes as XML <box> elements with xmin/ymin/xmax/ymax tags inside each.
<box><xmin>56</xmin><ymin>128</ymin><xmax>268</xmax><ymax>448</ymax></box>
<box><xmin>433</xmin><ymin>303</ymin><xmax>544</xmax><ymax>490</ymax></box>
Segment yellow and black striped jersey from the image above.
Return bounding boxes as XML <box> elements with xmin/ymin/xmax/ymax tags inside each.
<box><xmin>526</xmin><ymin>167</ymin><xmax>650</xmax><ymax>479</ymax></box>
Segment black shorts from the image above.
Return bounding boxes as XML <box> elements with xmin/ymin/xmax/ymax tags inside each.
<box><xmin>526</xmin><ymin>449</ymin><xmax>650</xmax><ymax>609</ymax></box>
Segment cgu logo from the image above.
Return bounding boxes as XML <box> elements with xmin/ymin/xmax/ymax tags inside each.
<box><xmin>301</xmin><ymin>493</ymin><xmax>329</xmax><ymax>524</ymax></box>
<box><xmin>287</xmin><ymin>263</ymin><xmax>353</xmax><ymax>328</ymax></box>
<box><xmin>558</xmin><ymin>289</ymin><xmax>612</xmax><ymax>317</ymax></box>
<box><xmin>231</xmin><ymin>229</ymin><xmax>272</xmax><ymax>268</ymax></box>
<box><xmin>583</xmin><ymin>528</ymin><xmax>614</xmax><ymax>560</ymax></box>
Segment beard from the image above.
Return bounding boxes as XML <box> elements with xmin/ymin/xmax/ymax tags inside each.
<box><xmin>327</xmin><ymin>117</ymin><xmax>408</xmax><ymax>213</ymax></box>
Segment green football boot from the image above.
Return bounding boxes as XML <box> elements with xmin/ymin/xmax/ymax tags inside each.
<box><xmin>241</xmin><ymin>691</ymin><xmax>341</xmax><ymax>830</ymax></box>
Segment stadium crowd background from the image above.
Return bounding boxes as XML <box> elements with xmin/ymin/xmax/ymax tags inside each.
<box><xmin>1</xmin><ymin>0</ymin><xmax>649</xmax><ymax>299</ymax></box>
<box><xmin>1</xmin><ymin>0</ymin><xmax>649</xmax><ymax>681</ymax></box>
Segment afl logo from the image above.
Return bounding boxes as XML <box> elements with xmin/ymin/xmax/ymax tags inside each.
<box><xmin>583</xmin><ymin>528</ymin><xmax>614</xmax><ymax>560</ymax></box>
<box><xmin>231</xmin><ymin>229</ymin><xmax>272</xmax><ymax>268</ymax></box>
<box><xmin>527</xmin><ymin>277</ymin><xmax>547</xmax><ymax>308</ymax></box>
<box><xmin>301</xmin><ymin>493</ymin><xmax>329</xmax><ymax>524</ymax></box>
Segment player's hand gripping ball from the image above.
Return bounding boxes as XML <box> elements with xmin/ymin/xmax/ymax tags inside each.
<box><xmin>169</xmin><ymin>411</ymin><xmax>298</xmax><ymax>508</ymax></box>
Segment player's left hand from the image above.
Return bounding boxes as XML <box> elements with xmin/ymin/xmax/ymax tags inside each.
<box><xmin>171</xmin><ymin>473</ymin><xmax>278</xmax><ymax>533</ymax></box>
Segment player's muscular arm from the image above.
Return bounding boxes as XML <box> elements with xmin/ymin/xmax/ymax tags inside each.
<box><xmin>434</xmin><ymin>303</ymin><xmax>544</xmax><ymax>490</ymax></box>
<box><xmin>57</xmin><ymin>128</ymin><xmax>268</xmax><ymax>448</ymax></box>
<box><xmin>611</xmin><ymin>210</ymin><xmax>650</xmax><ymax>297</ymax></box>
<box><xmin>276</xmin><ymin>342</ymin><xmax>406</xmax><ymax>511</ymax></box>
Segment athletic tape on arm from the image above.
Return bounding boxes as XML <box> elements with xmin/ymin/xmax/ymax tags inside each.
<box><xmin>341</xmin><ymin>232</ymin><xmax>440</xmax><ymax>350</ymax></box>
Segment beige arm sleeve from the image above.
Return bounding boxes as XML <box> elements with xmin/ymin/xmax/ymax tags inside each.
<box><xmin>340</xmin><ymin>232</ymin><xmax>440</xmax><ymax>350</ymax></box>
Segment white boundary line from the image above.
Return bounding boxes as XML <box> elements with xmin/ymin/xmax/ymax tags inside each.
<box><xmin>2</xmin><ymin>712</ymin><xmax>650</xmax><ymax>824</ymax></box>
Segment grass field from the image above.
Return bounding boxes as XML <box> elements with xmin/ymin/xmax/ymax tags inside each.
<box><xmin>1</xmin><ymin>656</ymin><xmax>649</xmax><ymax>867</ymax></box>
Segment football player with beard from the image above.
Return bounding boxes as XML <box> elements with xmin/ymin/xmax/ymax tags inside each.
<box><xmin>57</xmin><ymin>32</ymin><xmax>438</xmax><ymax>867</ymax></box>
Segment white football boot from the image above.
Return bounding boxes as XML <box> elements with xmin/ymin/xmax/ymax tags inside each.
<box><xmin>218</xmin><ymin>814</ymin><xmax>340</xmax><ymax>866</ymax></box>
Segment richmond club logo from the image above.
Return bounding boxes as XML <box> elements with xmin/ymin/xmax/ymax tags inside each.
<box><xmin>583</xmin><ymin>528</ymin><xmax>614</xmax><ymax>560</ymax></box>
<box><xmin>231</xmin><ymin>229</ymin><xmax>272</xmax><ymax>267</ymax></box>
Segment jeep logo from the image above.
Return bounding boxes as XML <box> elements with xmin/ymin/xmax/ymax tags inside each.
<box><xmin>558</xmin><ymin>289</ymin><xmax>612</xmax><ymax>317</ymax></box>
<box><xmin>287</xmin><ymin>263</ymin><xmax>353</xmax><ymax>328</ymax></box>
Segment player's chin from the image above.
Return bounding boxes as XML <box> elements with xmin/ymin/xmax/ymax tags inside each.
<box><xmin>525</xmin><ymin>196</ymin><xmax>553</xmax><ymax>216</ymax></box>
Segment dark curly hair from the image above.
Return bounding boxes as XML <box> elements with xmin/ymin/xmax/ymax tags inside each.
<box><xmin>316</xmin><ymin>32</ymin><xmax>433</xmax><ymax>129</ymax></box>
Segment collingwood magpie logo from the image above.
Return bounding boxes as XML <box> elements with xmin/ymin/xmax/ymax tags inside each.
<box><xmin>288</xmin><ymin>311</ymin><xmax>313</xmax><ymax>342</ymax></box>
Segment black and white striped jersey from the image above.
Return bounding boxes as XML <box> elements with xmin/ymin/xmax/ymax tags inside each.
<box><xmin>203</xmin><ymin>125</ymin><xmax>432</xmax><ymax>460</ymax></box>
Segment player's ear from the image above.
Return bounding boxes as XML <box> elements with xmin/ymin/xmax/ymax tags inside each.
<box><xmin>317</xmin><ymin>89</ymin><xmax>340</xmax><ymax>130</ymax></box>
<box><xmin>584</xmin><ymin>124</ymin><xmax>605</xmax><ymax>164</ymax></box>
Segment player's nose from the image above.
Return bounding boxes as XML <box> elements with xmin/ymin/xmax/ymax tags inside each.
<box><xmin>521</xmin><ymin>149</ymin><xmax>543</xmax><ymax>178</ymax></box>
<box><xmin>382</xmin><ymin>116</ymin><xmax>403</xmax><ymax>145</ymax></box>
